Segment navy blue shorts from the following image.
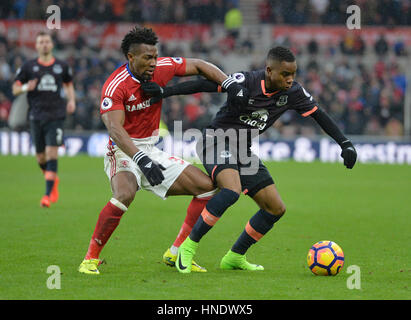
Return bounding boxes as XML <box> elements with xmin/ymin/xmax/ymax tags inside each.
<box><xmin>196</xmin><ymin>131</ymin><xmax>274</xmax><ymax>198</ymax></box>
<box><xmin>30</xmin><ymin>119</ymin><xmax>64</xmax><ymax>153</ymax></box>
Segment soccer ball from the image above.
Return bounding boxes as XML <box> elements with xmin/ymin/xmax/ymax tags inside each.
<box><xmin>307</xmin><ymin>240</ymin><xmax>344</xmax><ymax>276</ymax></box>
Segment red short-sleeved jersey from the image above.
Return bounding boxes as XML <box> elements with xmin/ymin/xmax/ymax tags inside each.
<box><xmin>100</xmin><ymin>57</ymin><xmax>186</xmax><ymax>139</ymax></box>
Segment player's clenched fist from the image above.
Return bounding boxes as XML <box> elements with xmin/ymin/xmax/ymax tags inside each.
<box><xmin>141</xmin><ymin>81</ymin><xmax>164</xmax><ymax>97</ymax></box>
<box><xmin>132</xmin><ymin>150</ymin><xmax>166</xmax><ymax>186</ymax></box>
<box><xmin>340</xmin><ymin>140</ymin><xmax>357</xmax><ymax>169</ymax></box>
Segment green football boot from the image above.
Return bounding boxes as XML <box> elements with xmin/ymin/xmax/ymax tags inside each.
<box><xmin>220</xmin><ymin>250</ymin><xmax>264</xmax><ymax>271</ymax></box>
<box><xmin>176</xmin><ymin>238</ymin><xmax>199</xmax><ymax>274</ymax></box>
<box><xmin>163</xmin><ymin>248</ymin><xmax>207</xmax><ymax>272</ymax></box>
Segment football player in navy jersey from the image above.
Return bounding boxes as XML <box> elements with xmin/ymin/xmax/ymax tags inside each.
<box><xmin>12</xmin><ymin>31</ymin><xmax>76</xmax><ymax>208</ymax></box>
<box><xmin>142</xmin><ymin>46</ymin><xmax>357</xmax><ymax>273</ymax></box>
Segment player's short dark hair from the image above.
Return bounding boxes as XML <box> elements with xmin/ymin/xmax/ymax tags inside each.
<box><xmin>36</xmin><ymin>31</ymin><xmax>52</xmax><ymax>39</ymax></box>
<box><xmin>267</xmin><ymin>46</ymin><xmax>295</xmax><ymax>63</ymax></box>
<box><xmin>121</xmin><ymin>26</ymin><xmax>158</xmax><ymax>59</ymax></box>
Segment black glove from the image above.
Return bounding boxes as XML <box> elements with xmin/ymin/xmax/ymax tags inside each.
<box><xmin>141</xmin><ymin>81</ymin><xmax>174</xmax><ymax>105</ymax></box>
<box><xmin>340</xmin><ymin>140</ymin><xmax>357</xmax><ymax>169</ymax></box>
<box><xmin>141</xmin><ymin>81</ymin><xmax>164</xmax><ymax>97</ymax></box>
<box><xmin>221</xmin><ymin>77</ymin><xmax>249</xmax><ymax>111</ymax></box>
<box><xmin>132</xmin><ymin>151</ymin><xmax>166</xmax><ymax>186</ymax></box>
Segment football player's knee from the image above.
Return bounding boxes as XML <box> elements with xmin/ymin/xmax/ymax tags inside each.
<box><xmin>113</xmin><ymin>189</ymin><xmax>135</xmax><ymax>207</ymax></box>
<box><xmin>266</xmin><ymin>201</ymin><xmax>286</xmax><ymax>217</ymax></box>
<box><xmin>195</xmin><ymin>177</ymin><xmax>215</xmax><ymax>195</ymax></box>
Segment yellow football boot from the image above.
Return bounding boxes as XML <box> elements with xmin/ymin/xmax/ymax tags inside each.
<box><xmin>163</xmin><ymin>248</ymin><xmax>207</xmax><ymax>272</ymax></box>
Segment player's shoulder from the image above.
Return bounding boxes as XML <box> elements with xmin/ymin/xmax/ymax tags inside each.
<box><xmin>286</xmin><ymin>81</ymin><xmax>316</xmax><ymax>107</ymax></box>
<box><xmin>287</xmin><ymin>81</ymin><xmax>306</xmax><ymax>96</ymax></box>
<box><xmin>21</xmin><ymin>58</ymin><xmax>38</xmax><ymax>68</ymax></box>
<box><xmin>106</xmin><ymin>63</ymin><xmax>128</xmax><ymax>80</ymax></box>
<box><xmin>231</xmin><ymin>69</ymin><xmax>263</xmax><ymax>84</ymax></box>
<box><xmin>157</xmin><ymin>57</ymin><xmax>184</xmax><ymax>66</ymax></box>
<box><xmin>102</xmin><ymin>63</ymin><xmax>129</xmax><ymax>95</ymax></box>
<box><xmin>53</xmin><ymin>58</ymin><xmax>69</xmax><ymax>68</ymax></box>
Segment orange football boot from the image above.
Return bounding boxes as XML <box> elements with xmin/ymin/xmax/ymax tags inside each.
<box><xmin>49</xmin><ymin>176</ymin><xmax>59</xmax><ymax>203</ymax></box>
<box><xmin>40</xmin><ymin>195</ymin><xmax>51</xmax><ymax>208</ymax></box>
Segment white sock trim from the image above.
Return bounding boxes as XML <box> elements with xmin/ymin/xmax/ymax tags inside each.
<box><xmin>170</xmin><ymin>245</ymin><xmax>178</xmax><ymax>255</ymax></box>
<box><xmin>110</xmin><ymin>198</ymin><xmax>128</xmax><ymax>212</ymax></box>
<box><xmin>195</xmin><ymin>188</ymin><xmax>218</xmax><ymax>199</ymax></box>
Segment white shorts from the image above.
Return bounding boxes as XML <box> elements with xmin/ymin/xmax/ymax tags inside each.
<box><xmin>104</xmin><ymin>140</ymin><xmax>190</xmax><ymax>200</ymax></box>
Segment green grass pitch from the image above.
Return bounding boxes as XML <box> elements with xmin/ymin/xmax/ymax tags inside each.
<box><xmin>0</xmin><ymin>155</ymin><xmax>410</xmax><ymax>300</ymax></box>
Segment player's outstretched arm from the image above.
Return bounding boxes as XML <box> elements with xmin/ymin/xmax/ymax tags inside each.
<box><xmin>184</xmin><ymin>58</ymin><xmax>249</xmax><ymax>109</ymax></box>
<box><xmin>142</xmin><ymin>79</ymin><xmax>219</xmax><ymax>105</ymax></box>
<box><xmin>184</xmin><ymin>58</ymin><xmax>227</xmax><ymax>84</ymax></box>
<box><xmin>310</xmin><ymin>107</ymin><xmax>357</xmax><ymax>169</ymax></box>
<box><xmin>102</xmin><ymin>110</ymin><xmax>165</xmax><ymax>186</ymax></box>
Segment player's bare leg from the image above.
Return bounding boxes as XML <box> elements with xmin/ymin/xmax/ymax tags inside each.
<box><xmin>221</xmin><ymin>184</ymin><xmax>286</xmax><ymax>271</ymax></box>
<box><xmin>79</xmin><ymin>171</ymin><xmax>137</xmax><ymax>275</ymax></box>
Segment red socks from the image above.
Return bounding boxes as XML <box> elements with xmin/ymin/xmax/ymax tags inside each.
<box><xmin>172</xmin><ymin>196</ymin><xmax>211</xmax><ymax>248</ymax></box>
<box><xmin>85</xmin><ymin>199</ymin><xmax>127</xmax><ymax>260</ymax></box>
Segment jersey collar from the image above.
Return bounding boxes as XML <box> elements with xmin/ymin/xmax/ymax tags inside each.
<box><xmin>37</xmin><ymin>57</ymin><xmax>55</xmax><ymax>67</ymax></box>
<box><xmin>260</xmin><ymin>80</ymin><xmax>279</xmax><ymax>97</ymax></box>
<box><xmin>126</xmin><ymin>63</ymin><xmax>141</xmax><ymax>83</ymax></box>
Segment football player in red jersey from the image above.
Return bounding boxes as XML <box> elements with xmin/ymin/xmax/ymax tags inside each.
<box><xmin>78</xmin><ymin>27</ymin><xmax>246</xmax><ymax>274</ymax></box>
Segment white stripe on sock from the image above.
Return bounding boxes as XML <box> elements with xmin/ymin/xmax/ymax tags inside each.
<box><xmin>110</xmin><ymin>198</ymin><xmax>128</xmax><ymax>212</ymax></box>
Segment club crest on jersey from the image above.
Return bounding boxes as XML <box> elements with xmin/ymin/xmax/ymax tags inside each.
<box><xmin>101</xmin><ymin>97</ymin><xmax>113</xmax><ymax>110</ymax></box>
<box><xmin>276</xmin><ymin>95</ymin><xmax>288</xmax><ymax>107</ymax></box>
<box><xmin>119</xmin><ymin>160</ymin><xmax>129</xmax><ymax>168</ymax></box>
<box><xmin>53</xmin><ymin>64</ymin><xmax>63</xmax><ymax>74</ymax></box>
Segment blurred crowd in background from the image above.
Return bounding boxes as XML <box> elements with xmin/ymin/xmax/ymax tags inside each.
<box><xmin>1</xmin><ymin>0</ymin><xmax>411</xmax><ymax>26</ymax></box>
<box><xmin>0</xmin><ymin>0</ymin><xmax>409</xmax><ymax>138</ymax></box>
<box><xmin>259</xmin><ymin>0</ymin><xmax>411</xmax><ymax>26</ymax></box>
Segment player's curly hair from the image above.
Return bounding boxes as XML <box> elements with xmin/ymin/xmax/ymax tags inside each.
<box><xmin>121</xmin><ymin>26</ymin><xmax>158</xmax><ymax>59</ymax></box>
<box><xmin>267</xmin><ymin>46</ymin><xmax>295</xmax><ymax>62</ymax></box>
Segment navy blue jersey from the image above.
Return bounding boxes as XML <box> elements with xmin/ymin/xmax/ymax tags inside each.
<box><xmin>15</xmin><ymin>58</ymin><xmax>73</xmax><ymax>121</ymax></box>
<box><xmin>211</xmin><ymin>70</ymin><xmax>318</xmax><ymax>136</ymax></box>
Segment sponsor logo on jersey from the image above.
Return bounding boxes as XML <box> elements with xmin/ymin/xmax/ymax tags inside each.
<box><xmin>276</xmin><ymin>95</ymin><xmax>288</xmax><ymax>107</ymax></box>
<box><xmin>37</xmin><ymin>74</ymin><xmax>57</xmax><ymax>92</ymax></box>
<box><xmin>239</xmin><ymin>108</ymin><xmax>269</xmax><ymax>130</ymax></box>
<box><xmin>125</xmin><ymin>99</ymin><xmax>152</xmax><ymax>112</ymax></box>
<box><xmin>101</xmin><ymin>97</ymin><xmax>113</xmax><ymax>110</ymax></box>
